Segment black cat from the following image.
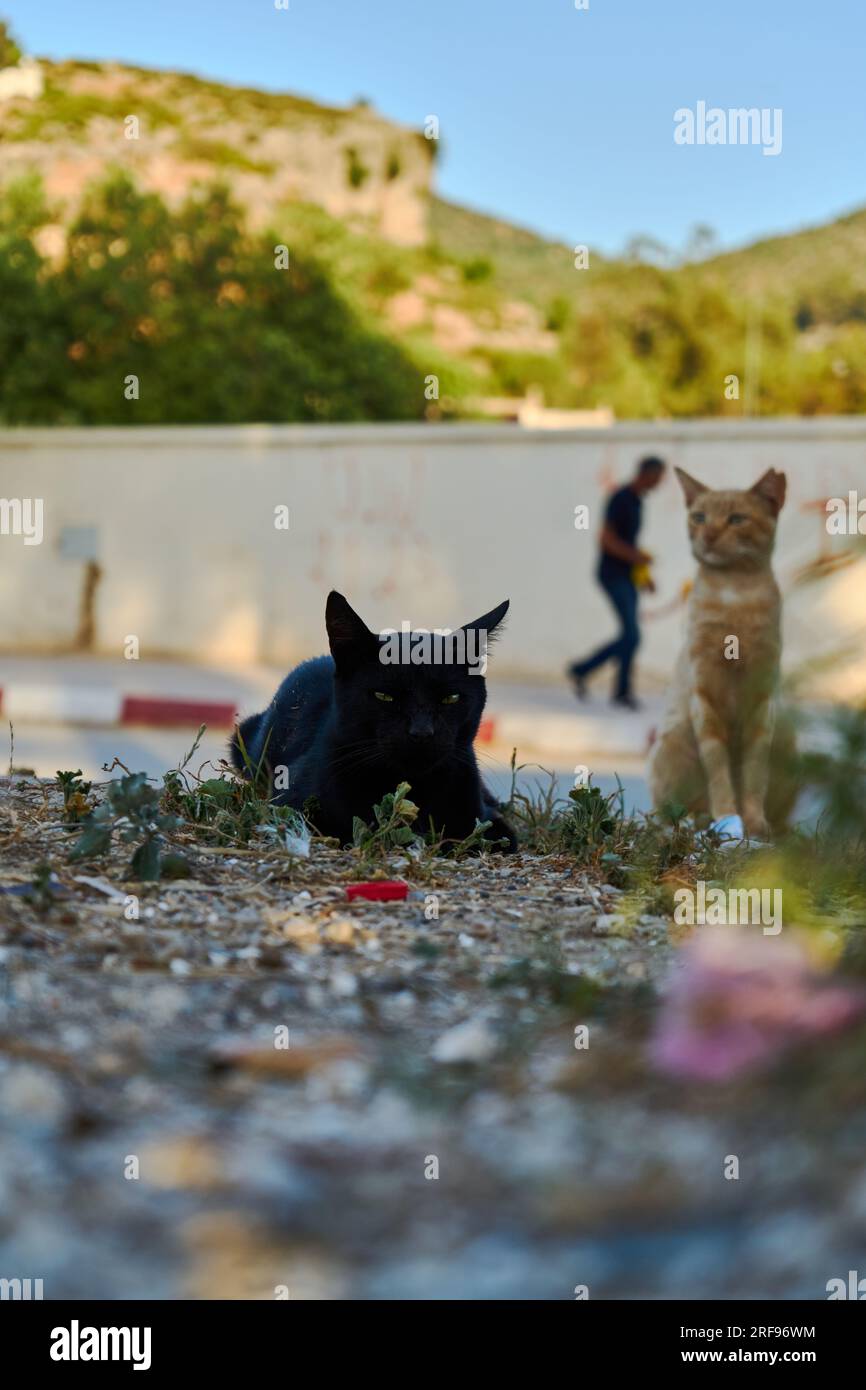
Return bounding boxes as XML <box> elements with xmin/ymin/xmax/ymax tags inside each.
<box><xmin>230</xmin><ymin>591</ymin><xmax>516</xmax><ymax>851</ymax></box>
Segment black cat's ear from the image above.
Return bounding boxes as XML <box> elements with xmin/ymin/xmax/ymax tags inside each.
<box><xmin>461</xmin><ymin>599</ymin><xmax>510</xmax><ymax>643</ymax></box>
<box><xmin>325</xmin><ymin>591</ymin><xmax>376</xmax><ymax>670</ymax></box>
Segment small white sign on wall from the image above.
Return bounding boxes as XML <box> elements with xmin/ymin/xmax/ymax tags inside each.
<box><xmin>59</xmin><ymin>525</ymin><xmax>99</xmax><ymax>561</ymax></box>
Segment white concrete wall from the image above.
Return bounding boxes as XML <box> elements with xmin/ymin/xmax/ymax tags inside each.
<box><xmin>1</xmin><ymin>420</ymin><xmax>864</xmax><ymax>694</ymax></box>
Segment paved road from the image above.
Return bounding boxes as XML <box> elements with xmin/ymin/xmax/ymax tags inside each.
<box><xmin>7</xmin><ymin>722</ymin><xmax>652</xmax><ymax>816</ymax></box>
<box><xmin>0</xmin><ymin>654</ymin><xmax>662</xmax><ymax>764</ymax></box>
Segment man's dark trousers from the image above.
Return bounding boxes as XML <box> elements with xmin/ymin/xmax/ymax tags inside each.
<box><xmin>572</xmin><ymin>574</ymin><xmax>640</xmax><ymax>699</ymax></box>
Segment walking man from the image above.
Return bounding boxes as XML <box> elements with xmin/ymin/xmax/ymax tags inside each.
<box><xmin>568</xmin><ymin>455</ymin><xmax>666</xmax><ymax>709</ymax></box>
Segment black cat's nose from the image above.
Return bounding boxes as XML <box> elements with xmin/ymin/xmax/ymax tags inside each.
<box><xmin>408</xmin><ymin>716</ymin><xmax>435</xmax><ymax>740</ymax></box>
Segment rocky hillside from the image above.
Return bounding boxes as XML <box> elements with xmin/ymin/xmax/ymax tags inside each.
<box><xmin>0</xmin><ymin>57</ymin><xmax>435</xmax><ymax>246</ymax></box>
<box><xmin>1</xmin><ymin>45</ymin><xmax>866</xmax><ymax>421</ymax></box>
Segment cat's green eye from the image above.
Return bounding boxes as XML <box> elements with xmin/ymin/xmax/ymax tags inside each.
<box><xmin>691</xmin><ymin>511</ymin><xmax>706</xmax><ymax>524</ymax></box>
<box><xmin>728</xmin><ymin>513</ymin><xmax>747</xmax><ymax>525</ymax></box>
<box><xmin>374</xmin><ymin>691</ymin><xmax>394</xmax><ymax>703</ymax></box>
<box><xmin>441</xmin><ymin>693</ymin><xmax>461</xmax><ymax>705</ymax></box>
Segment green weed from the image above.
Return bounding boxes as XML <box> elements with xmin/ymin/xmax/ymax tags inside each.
<box><xmin>69</xmin><ymin>771</ymin><xmax>183</xmax><ymax>881</ymax></box>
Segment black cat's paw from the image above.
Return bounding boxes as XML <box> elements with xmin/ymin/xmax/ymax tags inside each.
<box><xmin>484</xmin><ymin>814</ymin><xmax>518</xmax><ymax>853</ymax></box>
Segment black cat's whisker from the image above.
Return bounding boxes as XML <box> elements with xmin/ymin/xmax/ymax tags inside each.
<box><xmin>329</xmin><ymin>742</ymin><xmax>377</xmax><ymax>765</ymax></box>
<box><xmin>472</xmin><ymin>748</ymin><xmax>504</xmax><ymax>770</ymax></box>
<box><xmin>328</xmin><ymin>747</ymin><xmax>397</xmax><ymax>777</ymax></box>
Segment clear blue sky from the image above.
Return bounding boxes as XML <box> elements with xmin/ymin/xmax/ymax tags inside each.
<box><xmin>4</xmin><ymin>0</ymin><xmax>864</xmax><ymax>256</ymax></box>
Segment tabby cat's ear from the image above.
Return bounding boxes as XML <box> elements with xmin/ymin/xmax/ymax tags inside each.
<box><xmin>674</xmin><ymin>467</ymin><xmax>710</xmax><ymax>506</ymax></box>
<box><xmin>325</xmin><ymin>591</ymin><xmax>377</xmax><ymax>669</ymax></box>
<box><xmin>461</xmin><ymin>599</ymin><xmax>510</xmax><ymax>641</ymax></box>
<box><xmin>750</xmin><ymin>468</ymin><xmax>787</xmax><ymax>515</ymax></box>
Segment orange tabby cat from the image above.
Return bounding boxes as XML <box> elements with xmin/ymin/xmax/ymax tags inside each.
<box><xmin>649</xmin><ymin>467</ymin><xmax>794</xmax><ymax>839</ymax></box>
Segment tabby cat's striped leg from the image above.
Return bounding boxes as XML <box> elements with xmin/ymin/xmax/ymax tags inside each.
<box><xmin>740</xmin><ymin>698</ymin><xmax>775</xmax><ymax>840</ymax></box>
<box><xmin>689</xmin><ymin>692</ymin><xmax>738</xmax><ymax>823</ymax></box>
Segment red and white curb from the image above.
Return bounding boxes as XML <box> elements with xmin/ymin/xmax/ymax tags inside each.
<box><xmin>0</xmin><ymin>690</ymin><xmax>499</xmax><ymax>741</ymax></box>
<box><xmin>0</xmin><ymin>686</ymin><xmax>237</xmax><ymax>729</ymax></box>
<box><xmin>0</xmin><ymin>690</ymin><xmax>649</xmax><ymax>756</ymax></box>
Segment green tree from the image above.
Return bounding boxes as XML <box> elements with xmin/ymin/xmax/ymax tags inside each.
<box><xmin>0</xmin><ymin>172</ymin><xmax>425</xmax><ymax>425</ymax></box>
<box><xmin>0</xmin><ymin>19</ymin><xmax>22</xmax><ymax>68</ymax></box>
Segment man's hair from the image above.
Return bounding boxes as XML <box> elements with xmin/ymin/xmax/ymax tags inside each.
<box><xmin>637</xmin><ymin>455</ymin><xmax>666</xmax><ymax>476</ymax></box>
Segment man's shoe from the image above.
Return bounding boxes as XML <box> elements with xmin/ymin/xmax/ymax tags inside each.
<box><xmin>611</xmin><ymin>693</ymin><xmax>641</xmax><ymax>711</ymax></box>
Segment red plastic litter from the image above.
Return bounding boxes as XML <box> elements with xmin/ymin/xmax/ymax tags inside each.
<box><xmin>345</xmin><ymin>882</ymin><xmax>409</xmax><ymax>902</ymax></box>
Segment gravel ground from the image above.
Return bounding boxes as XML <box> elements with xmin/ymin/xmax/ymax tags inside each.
<box><xmin>2</xmin><ymin>773</ymin><xmax>865</xmax><ymax>1300</ymax></box>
